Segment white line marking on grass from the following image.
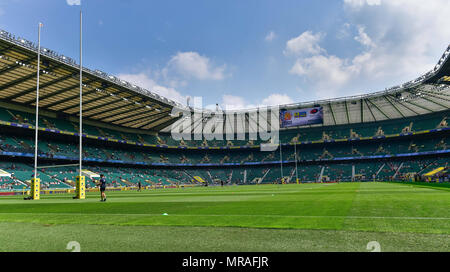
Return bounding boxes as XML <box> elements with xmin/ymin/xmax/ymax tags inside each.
<box><xmin>0</xmin><ymin>212</ymin><xmax>449</xmax><ymax>220</ymax></box>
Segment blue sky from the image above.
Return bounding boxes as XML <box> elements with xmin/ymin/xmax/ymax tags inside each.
<box><xmin>0</xmin><ymin>0</ymin><xmax>449</xmax><ymax>109</ymax></box>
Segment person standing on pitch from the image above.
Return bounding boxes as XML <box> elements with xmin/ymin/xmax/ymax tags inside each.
<box><xmin>98</xmin><ymin>174</ymin><xmax>107</xmax><ymax>202</ymax></box>
<box><xmin>138</xmin><ymin>181</ymin><xmax>142</xmax><ymax>192</ymax></box>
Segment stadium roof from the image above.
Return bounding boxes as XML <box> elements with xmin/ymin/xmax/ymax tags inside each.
<box><xmin>0</xmin><ymin>29</ymin><xmax>185</xmax><ymax>132</ymax></box>
<box><xmin>167</xmin><ymin>43</ymin><xmax>450</xmax><ymax>132</ymax></box>
<box><xmin>0</xmin><ymin>28</ymin><xmax>449</xmax><ymax>134</ymax></box>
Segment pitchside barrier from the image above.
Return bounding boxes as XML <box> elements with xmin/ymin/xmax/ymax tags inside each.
<box><xmin>30</xmin><ymin>178</ymin><xmax>40</xmax><ymax>200</ymax></box>
<box><xmin>75</xmin><ymin>175</ymin><xmax>85</xmax><ymax>199</ymax></box>
<box><xmin>0</xmin><ymin>184</ymin><xmax>199</xmax><ymax>196</ymax></box>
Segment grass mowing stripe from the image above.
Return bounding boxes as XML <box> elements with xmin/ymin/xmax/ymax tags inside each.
<box><xmin>0</xmin><ymin>182</ymin><xmax>449</xmax><ymax>250</ymax></box>
<box><xmin>342</xmin><ymin>182</ymin><xmax>361</xmax><ymax>230</ymax></box>
<box><xmin>0</xmin><ymin>222</ymin><xmax>448</xmax><ymax>252</ymax></box>
<box><xmin>0</xmin><ymin>212</ymin><xmax>449</xmax><ymax>220</ymax></box>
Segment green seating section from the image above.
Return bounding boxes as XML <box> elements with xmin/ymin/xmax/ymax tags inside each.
<box><xmin>0</xmin><ymin>105</ymin><xmax>448</xmax><ymax>192</ymax></box>
<box><xmin>0</xmin><ymin>131</ymin><xmax>448</xmax><ymax>166</ymax></box>
<box><xmin>0</xmin><ymin>156</ymin><xmax>448</xmax><ymax>191</ymax></box>
<box><xmin>0</xmin><ymin>176</ymin><xmax>25</xmax><ymax>190</ymax></box>
<box><xmin>0</xmin><ymin>107</ymin><xmax>447</xmax><ymax>147</ymax></box>
<box><xmin>0</xmin><ymin>162</ymin><xmax>71</xmax><ymax>189</ymax></box>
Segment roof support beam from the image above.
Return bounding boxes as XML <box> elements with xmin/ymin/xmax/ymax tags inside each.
<box><xmin>82</xmin><ymin>100</ymin><xmax>149</xmax><ymax>119</ymax></box>
<box><xmin>123</xmin><ymin>110</ymin><xmax>171</xmax><ymax>129</ymax></box>
<box><xmin>419</xmin><ymin>94</ymin><xmax>448</xmax><ymax>109</ymax></box>
<box><xmin>367</xmin><ymin>98</ymin><xmax>390</xmax><ymax>119</ymax></box>
<box><xmin>344</xmin><ymin>100</ymin><xmax>350</xmax><ymax>124</ymax></box>
<box><xmin>98</xmin><ymin>108</ymin><xmax>147</xmax><ymax>123</ymax></box>
<box><xmin>95</xmin><ymin>104</ymin><xmax>154</xmax><ymax>122</ymax></box>
<box><xmin>0</xmin><ymin>71</ymin><xmax>37</xmax><ymax>93</ymax></box>
<box><xmin>138</xmin><ymin>114</ymin><xmax>173</xmax><ymax>130</ymax></box>
<box><xmin>108</xmin><ymin>110</ymin><xmax>157</xmax><ymax>125</ymax></box>
<box><xmin>9</xmin><ymin>73</ymin><xmax>78</xmax><ymax>101</ymax></box>
<box><xmin>109</xmin><ymin>109</ymin><xmax>159</xmax><ymax>125</ymax></box>
<box><xmin>142</xmin><ymin>116</ymin><xmax>174</xmax><ymax>130</ymax></box>
<box><xmin>36</xmin><ymin>77</ymin><xmax>94</xmax><ymax>102</ymax></box>
<box><xmin>0</xmin><ymin>56</ymin><xmax>36</xmax><ymax>77</ymax></box>
<box><xmin>60</xmin><ymin>93</ymin><xmax>121</xmax><ymax>113</ymax></box>
<box><xmin>42</xmin><ymin>82</ymin><xmax>100</xmax><ymax>109</ymax></box>
<box><xmin>402</xmin><ymin>99</ymin><xmax>433</xmax><ymax>113</ymax></box>
<box><xmin>61</xmin><ymin>87</ymin><xmax>137</xmax><ymax>113</ymax></box>
<box><xmin>257</xmin><ymin>109</ymin><xmax>268</xmax><ymax>133</ymax></box>
<box><xmin>247</xmin><ymin>111</ymin><xmax>258</xmax><ymax>135</ymax></box>
<box><xmin>386</xmin><ymin>94</ymin><xmax>419</xmax><ymax>115</ymax></box>
<box><xmin>383</xmin><ymin>95</ymin><xmax>405</xmax><ymax>118</ymax></box>
<box><xmin>0</xmin><ymin>45</ymin><xmax>14</xmax><ymax>55</ymax></box>
<box><xmin>420</xmin><ymin>90</ymin><xmax>450</xmax><ymax>103</ymax></box>
<box><xmin>0</xmin><ymin>63</ymin><xmax>62</xmax><ymax>95</ymax></box>
<box><xmin>329</xmin><ymin>103</ymin><xmax>336</xmax><ymax>125</ymax></box>
<box><xmin>191</xmin><ymin>112</ymin><xmax>205</xmax><ymax>135</ymax></box>
<box><xmin>152</xmin><ymin>116</ymin><xmax>182</xmax><ymax>131</ymax></box>
<box><xmin>360</xmin><ymin>99</ymin><xmax>363</xmax><ymax>123</ymax></box>
<box><xmin>364</xmin><ymin>98</ymin><xmax>377</xmax><ymax>122</ymax></box>
<box><xmin>166</xmin><ymin>113</ymin><xmax>185</xmax><ymax>134</ymax></box>
<box><xmin>422</xmin><ymin>88</ymin><xmax>450</xmax><ymax>98</ymax></box>
<box><xmin>112</xmin><ymin>109</ymin><xmax>170</xmax><ymax>128</ymax></box>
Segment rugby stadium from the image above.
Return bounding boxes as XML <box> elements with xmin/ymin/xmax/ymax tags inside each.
<box><xmin>0</xmin><ymin>27</ymin><xmax>449</xmax><ymax>252</ymax></box>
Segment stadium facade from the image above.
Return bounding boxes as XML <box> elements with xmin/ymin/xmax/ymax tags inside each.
<box><xmin>0</xmin><ymin>29</ymin><xmax>449</xmax><ymax>192</ymax></box>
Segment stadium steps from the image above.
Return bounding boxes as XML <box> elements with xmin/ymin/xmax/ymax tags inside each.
<box><xmin>193</xmin><ymin>176</ymin><xmax>207</xmax><ymax>183</ymax></box>
<box><xmin>288</xmin><ymin>168</ymin><xmax>296</xmax><ymax>182</ymax></box>
<box><xmin>120</xmin><ymin>133</ymin><xmax>129</xmax><ymax>141</ymax></box>
<box><xmin>119</xmin><ymin>178</ymin><xmax>135</xmax><ymax>187</ymax></box>
<box><xmin>206</xmin><ymin>171</ymin><xmax>214</xmax><ymax>183</ymax></box>
<box><xmin>62</xmin><ymin>179</ymin><xmax>75</xmax><ymax>187</ymax></box>
<box><xmin>424</xmin><ymin>167</ymin><xmax>446</xmax><ymax>176</ymax></box>
<box><xmin>259</xmin><ymin>169</ymin><xmax>270</xmax><ymax>184</ymax></box>
<box><xmin>417</xmin><ymin>162</ymin><xmax>435</xmax><ymax>175</ymax></box>
<box><xmin>42</xmin><ymin>118</ymin><xmax>57</xmax><ymax>130</ymax></box>
<box><xmin>393</xmin><ymin>162</ymin><xmax>404</xmax><ymax>179</ymax></box>
<box><xmin>182</xmin><ymin>170</ymin><xmax>200</xmax><ymax>184</ymax></box>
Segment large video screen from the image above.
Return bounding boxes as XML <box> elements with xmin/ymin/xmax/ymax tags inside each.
<box><xmin>280</xmin><ymin>106</ymin><xmax>323</xmax><ymax>128</ymax></box>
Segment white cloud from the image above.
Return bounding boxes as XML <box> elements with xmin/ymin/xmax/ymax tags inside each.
<box><xmin>290</xmin><ymin>55</ymin><xmax>352</xmax><ymax>85</ymax></box>
<box><xmin>342</xmin><ymin>0</ymin><xmax>450</xmax><ymax>79</ymax></box>
<box><xmin>167</xmin><ymin>52</ymin><xmax>226</xmax><ymax>80</ymax></box>
<box><xmin>336</xmin><ymin>23</ymin><xmax>351</xmax><ymax>39</ymax></box>
<box><xmin>66</xmin><ymin>0</ymin><xmax>81</xmax><ymax>5</ymax></box>
<box><xmin>261</xmin><ymin>94</ymin><xmax>294</xmax><ymax>106</ymax></box>
<box><xmin>222</xmin><ymin>95</ymin><xmax>250</xmax><ymax>110</ymax></box>
<box><xmin>285</xmin><ymin>0</ymin><xmax>450</xmax><ymax>99</ymax></box>
<box><xmin>265</xmin><ymin>31</ymin><xmax>276</xmax><ymax>42</ymax></box>
<box><xmin>116</xmin><ymin>72</ymin><xmax>187</xmax><ymax>105</ymax></box>
<box><xmin>285</xmin><ymin>30</ymin><xmax>355</xmax><ymax>98</ymax></box>
<box><xmin>343</xmin><ymin>0</ymin><xmax>380</xmax><ymax>8</ymax></box>
<box><xmin>290</xmin><ymin>55</ymin><xmax>354</xmax><ymax>98</ymax></box>
<box><xmin>354</xmin><ymin>25</ymin><xmax>375</xmax><ymax>48</ymax></box>
<box><xmin>284</xmin><ymin>31</ymin><xmax>325</xmax><ymax>56</ymax></box>
<box><xmin>221</xmin><ymin>93</ymin><xmax>294</xmax><ymax>110</ymax></box>
<box><xmin>115</xmin><ymin>51</ymin><xmax>227</xmax><ymax>106</ymax></box>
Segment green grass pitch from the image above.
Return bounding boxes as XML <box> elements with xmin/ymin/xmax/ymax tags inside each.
<box><xmin>0</xmin><ymin>182</ymin><xmax>448</xmax><ymax>252</ymax></box>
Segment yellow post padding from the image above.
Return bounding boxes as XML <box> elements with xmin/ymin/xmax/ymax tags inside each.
<box><xmin>75</xmin><ymin>176</ymin><xmax>85</xmax><ymax>199</ymax></box>
<box><xmin>30</xmin><ymin>178</ymin><xmax>40</xmax><ymax>200</ymax></box>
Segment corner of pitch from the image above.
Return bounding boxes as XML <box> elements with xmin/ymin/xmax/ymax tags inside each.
<box><xmin>226</xmin><ymin>256</ymin><xmax>269</xmax><ymax>269</ymax></box>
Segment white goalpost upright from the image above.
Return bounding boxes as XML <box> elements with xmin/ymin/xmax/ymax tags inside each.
<box><xmin>30</xmin><ymin>11</ymin><xmax>86</xmax><ymax>200</ymax></box>
<box><xmin>75</xmin><ymin>10</ymin><xmax>86</xmax><ymax>200</ymax></box>
<box><xmin>294</xmin><ymin>143</ymin><xmax>299</xmax><ymax>184</ymax></box>
<box><xmin>30</xmin><ymin>22</ymin><xmax>44</xmax><ymax>200</ymax></box>
<box><xmin>279</xmin><ymin>142</ymin><xmax>283</xmax><ymax>184</ymax></box>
